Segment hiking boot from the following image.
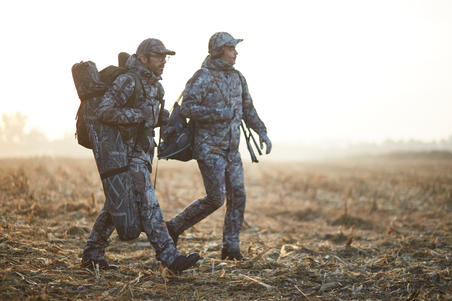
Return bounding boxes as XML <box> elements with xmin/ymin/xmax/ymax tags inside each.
<box><xmin>81</xmin><ymin>258</ymin><xmax>119</xmax><ymax>270</ymax></box>
<box><xmin>221</xmin><ymin>248</ymin><xmax>243</xmax><ymax>260</ymax></box>
<box><xmin>166</xmin><ymin>222</ymin><xmax>179</xmax><ymax>247</ymax></box>
<box><xmin>168</xmin><ymin>253</ymin><xmax>201</xmax><ymax>273</ymax></box>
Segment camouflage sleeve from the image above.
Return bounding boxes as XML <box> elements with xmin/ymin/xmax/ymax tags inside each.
<box><xmin>180</xmin><ymin>69</ymin><xmax>228</xmax><ymax>123</ymax></box>
<box><xmin>238</xmin><ymin>72</ymin><xmax>267</xmax><ymax>136</ymax></box>
<box><xmin>95</xmin><ymin>73</ymin><xmax>146</xmax><ymax>125</ymax></box>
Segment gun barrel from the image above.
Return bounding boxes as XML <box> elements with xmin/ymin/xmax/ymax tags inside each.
<box><xmin>249</xmin><ymin>130</ymin><xmax>263</xmax><ymax>156</ymax></box>
<box><xmin>247</xmin><ymin>138</ymin><xmax>258</xmax><ymax>163</ymax></box>
<box><xmin>241</xmin><ymin>122</ymin><xmax>259</xmax><ymax>163</ymax></box>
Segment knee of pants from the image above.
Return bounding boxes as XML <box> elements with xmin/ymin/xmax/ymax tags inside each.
<box><xmin>207</xmin><ymin>192</ymin><xmax>226</xmax><ymax>210</ymax></box>
<box><xmin>229</xmin><ymin>188</ymin><xmax>246</xmax><ymax>207</ymax></box>
<box><xmin>116</xmin><ymin>225</ymin><xmax>141</xmax><ymax>241</ymax></box>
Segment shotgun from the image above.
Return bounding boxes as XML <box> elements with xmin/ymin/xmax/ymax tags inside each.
<box><xmin>240</xmin><ymin>121</ymin><xmax>260</xmax><ymax>163</ymax></box>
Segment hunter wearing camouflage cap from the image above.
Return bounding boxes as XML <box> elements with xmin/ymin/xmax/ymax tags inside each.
<box><xmin>136</xmin><ymin>38</ymin><xmax>176</xmax><ymax>56</ymax></box>
<box><xmin>81</xmin><ymin>38</ymin><xmax>200</xmax><ymax>273</ymax></box>
<box><xmin>208</xmin><ymin>32</ymin><xmax>243</xmax><ymax>58</ymax></box>
<box><xmin>166</xmin><ymin>32</ymin><xmax>272</xmax><ymax>260</ymax></box>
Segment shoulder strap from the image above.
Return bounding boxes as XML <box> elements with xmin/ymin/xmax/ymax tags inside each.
<box><xmin>99</xmin><ymin>67</ymin><xmax>145</xmax><ymax>108</ymax></box>
<box><xmin>124</xmin><ymin>72</ymin><xmax>145</xmax><ymax>108</ymax></box>
<box><xmin>156</xmin><ymin>84</ymin><xmax>164</xmax><ymax>105</ymax></box>
<box><xmin>235</xmin><ymin>70</ymin><xmax>246</xmax><ymax>97</ymax></box>
<box><xmin>236</xmin><ymin>71</ymin><xmax>248</xmax><ymax>115</ymax></box>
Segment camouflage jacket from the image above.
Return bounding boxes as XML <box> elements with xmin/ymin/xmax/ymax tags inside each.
<box><xmin>181</xmin><ymin>56</ymin><xmax>267</xmax><ymax>161</ymax></box>
<box><xmin>95</xmin><ymin>55</ymin><xmax>164</xmax><ymax>165</ymax></box>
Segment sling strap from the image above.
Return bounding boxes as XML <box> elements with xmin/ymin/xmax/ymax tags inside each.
<box><xmin>100</xmin><ymin>166</ymin><xmax>129</xmax><ymax>180</ymax></box>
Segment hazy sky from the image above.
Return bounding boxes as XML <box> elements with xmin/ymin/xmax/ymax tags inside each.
<box><xmin>1</xmin><ymin>0</ymin><xmax>451</xmax><ymax>144</ymax></box>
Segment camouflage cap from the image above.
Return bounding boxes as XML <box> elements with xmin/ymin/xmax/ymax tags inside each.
<box><xmin>208</xmin><ymin>32</ymin><xmax>243</xmax><ymax>58</ymax></box>
<box><xmin>136</xmin><ymin>38</ymin><xmax>176</xmax><ymax>56</ymax></box>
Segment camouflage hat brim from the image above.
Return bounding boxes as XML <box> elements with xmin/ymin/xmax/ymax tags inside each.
<box><xmin>224</xmin><ymin>38</ymin><xmax>243</xmax><ymax>47</ymax></box>
<box><xmin>137</xmin><ymin>38</ymin><xmax>176</xmax><ymax>56</ymax></box>
<box><xmin>208</xmin><ymin>32</ymin><xmax>243</xmax><ymax>57</ymax></box>
<box><xmin>153</xmin><ymin>48</ymin><xmax>176</xmax><ymax>55</ymax></box>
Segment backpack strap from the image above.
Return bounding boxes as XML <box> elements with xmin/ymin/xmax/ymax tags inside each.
<box><xmin>156</xmin><ymin>83</ymin><xmax>165</xmax><ymax>107</ymax></box>
<box><xmin>126</xmin><ymin>72</ymin><xmax>145</xmax><ymax>107</ymax></box>
<box><xmin>235</xmin><ymin>71</ymin><xmax>246</xmax><ymax>112</ymax></box>
<box><xmin>116</xmin><ymin>72</ymin><xmax>147</xmax><ymax>149</ymax></box>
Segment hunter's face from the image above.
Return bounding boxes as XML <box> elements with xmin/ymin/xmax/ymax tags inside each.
<box><xmin>142</xmin><ymin>53</ymin><xmax>167</xmax><ymax>76</ymax></box>
<box><xmin>221</xmin><ymin>45</ymin><xmax>237</xmax><ymax>65</ymax></box>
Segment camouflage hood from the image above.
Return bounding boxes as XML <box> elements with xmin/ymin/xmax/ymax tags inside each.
<box><xmin>201</xmin><ymin>55</ymin><xmax>235</xmax><ymax>71</ymax></box>
<box><xmin>208</xmin><ymin>32</ymin><xmax>242</xmax><ymax>58</ymax></box>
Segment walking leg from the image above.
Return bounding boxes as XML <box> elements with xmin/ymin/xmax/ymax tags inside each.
<box><xmin>222</xmin><ymin>153</ymin><xmax>246</xmax><ymax>259</ymax></box>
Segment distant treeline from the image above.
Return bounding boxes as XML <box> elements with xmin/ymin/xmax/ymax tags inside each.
<box><xmin>1</xmin><ymin>112</ymin><xmax>452</xmax><ymax>160</ymax></box>
<box><xmin>0</xmin><ymin>113</ymin><xmax>89</xmax><ymax>157</ymax></box>
<box><xmin>382</xmin><ymin>150</ymin><xmax>452</xmax><ymax>160</ymax></box>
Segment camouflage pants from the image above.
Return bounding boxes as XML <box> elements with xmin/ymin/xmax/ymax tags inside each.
<box><xmin>167</xmin><ymin>152</ymin><xmax>246</xmax><ymax>252</ymax></box>
<box><xmin>83</xmin><ymin>158</ymin><xmax>180</xmax><ymax>266</ymax></box>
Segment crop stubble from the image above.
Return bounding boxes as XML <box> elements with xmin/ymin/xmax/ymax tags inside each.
<box><xmin>0</xmin><ymin>156</ymin><xmax>451</xmax><ymax>300</ymax></box>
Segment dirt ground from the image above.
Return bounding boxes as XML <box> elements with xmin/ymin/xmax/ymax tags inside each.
<box><xmin>0</xmin><ymin>155</ymin><xmax>451</xmax><ymax>300</ymax></box>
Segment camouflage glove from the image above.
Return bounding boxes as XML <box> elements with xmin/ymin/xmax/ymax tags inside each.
<box><xmin>259</xmin><ymin>133</ymin><xmax>272</xmax><ymax>154</ymax></box>
<box><xmin>157</xmin><ymin>109</ymin><xmax>170</xmax><ymax>127</ymax></box>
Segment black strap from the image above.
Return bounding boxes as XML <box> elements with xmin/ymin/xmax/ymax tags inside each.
<box><xmin>127</xmin><ymin>72</ymin><xmax>145</xmax><ymax>107</ymax></box>
<box><xmin>100</xmin><ymin>166</ymin><xmax>129</xmax><ymax>180</ymax></box>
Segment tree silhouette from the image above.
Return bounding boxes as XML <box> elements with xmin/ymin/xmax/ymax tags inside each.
<box><xmin>0</xmin><ymin>113</ymin><xmax>89</xmax><ymax>157</ymax></box>
<box><xmin>0</xmin><ymin>113</ymin><xmax>29</xmax><ymax>144</ymax></box>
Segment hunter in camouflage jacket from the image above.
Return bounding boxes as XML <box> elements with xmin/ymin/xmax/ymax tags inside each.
<box><xmin>181</xmin><ymin>55</ymin><xmax>267</xmax><ymax>161</ymax></box>
<box><xmin>96</xmin><ymin>53</ymin><xmax>164</xmax><ymax>166</ymax></box>
<box><xmin>82</xmin><ymin>39</ymin><xmax>200</xmax><ymax>272</ymax></box>
<box><xmin>166</xmin><ymin>32</ymin><xmax>272</xmax><ymax>260</ymax></box>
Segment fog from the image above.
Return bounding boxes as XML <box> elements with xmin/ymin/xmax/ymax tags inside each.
<box><xmin>1</xmin><ymin>1</ymin><xmax>452</xmax><ymax>147</ymax></box>
<box><xmin>1</xmin><ymin>113</ymin><xmax>451</xmax><ymax>161</ymax></box>
<box><xmin>0</xmin><ymin>113</ymin><xmax>90</xmax><ymax>158</ymax></box>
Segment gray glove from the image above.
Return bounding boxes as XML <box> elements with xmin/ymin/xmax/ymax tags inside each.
<box><xmin>259</xmin><ymin>133</ymin><xmax>272</xmax><ymax>154</ymax></box>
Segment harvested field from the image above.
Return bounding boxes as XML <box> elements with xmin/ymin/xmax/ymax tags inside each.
<box><xmin>0</xmin><ymin>156</ymin><xmax>451</xmax><ymax>300</ymax></box>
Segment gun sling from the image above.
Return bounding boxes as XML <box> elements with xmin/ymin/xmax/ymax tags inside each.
<box><xmin>100</xmin><ymin>166</ymin><xmax>129</xmax><ymax>180</ymax></box>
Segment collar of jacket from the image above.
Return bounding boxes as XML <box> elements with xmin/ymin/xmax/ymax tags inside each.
<box><xmin>201</xmin><ymin>55</ymin><xmax>235</xmax><ymax>71</ymax></box>
<box><xmin>127</xmin><ymin>54</ymin><xmax>162</xmax><ymax>84</ymax></box>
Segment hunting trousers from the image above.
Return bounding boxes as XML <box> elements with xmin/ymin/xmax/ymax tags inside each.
<box><xmin>167</xmin><ymin>152</ymin><xmax>246</xmax><ymax>252</ymax></box>
<box><xmin>83</xmin><ymin>158</ymin><xmax>179</xmax><ymax>266</ymax></box>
